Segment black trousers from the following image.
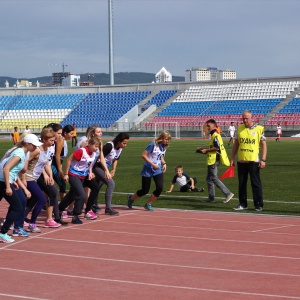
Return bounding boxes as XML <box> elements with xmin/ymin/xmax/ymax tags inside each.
<box><xmin>136</xmin><ymin>173</ymin><xmax>164</xmax><ymax>198</ymax></box>
<box><xmin>237</xmin><ymin>162</ymin><xmax>263</xmax><ymax>208</ymax></box>
<box><xmin>180</xmin><ymin>177</ymin><xmax>198</xmax><ymax>192</ymax></box>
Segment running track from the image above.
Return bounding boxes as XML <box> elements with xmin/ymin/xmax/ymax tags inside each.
<box><xmin>0</xmin><ymin>204</ymin><xmax>300</xmax><ymax>300</ymax></box>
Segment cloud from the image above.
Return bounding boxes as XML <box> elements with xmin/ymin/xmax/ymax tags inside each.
<box><xmin>1</xmin><ymin>0</ymin><xmax>300</xmax><ymax>79</ymax></box>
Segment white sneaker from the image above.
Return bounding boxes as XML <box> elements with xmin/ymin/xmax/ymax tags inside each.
<box><xmin>27</xmin><ymin>224</ymin><xmax>41</xmax><ymax>233</ymax></box>
<box><xmin>223</xmin><ymin>193</ymin><xmax>234</xmax><ymax>203</ymax></box>
<box><xmin>233</xmin><ymin>204</ymin><xmax>248</xmax><ymax>211</ymax></box>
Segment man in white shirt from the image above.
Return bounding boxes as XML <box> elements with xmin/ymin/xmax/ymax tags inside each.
<box><xmin>276</xmin><ymin>124</ymin><xmax>282</xmax><ymax>142</ymax></box>
<box><xmin>227</xmin><ymin>122</ymin><xmax>236</xmax><ymax>146</ymax></box>
<box><xmin>24</xmin><ymin>125</ymin><xmax>31</xmax><ymax>134</ymax></box>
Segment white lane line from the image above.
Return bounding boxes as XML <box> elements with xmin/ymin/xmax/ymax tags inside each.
<box><xmin>11</xmin><ymin>237</ymin><xmax>300</xmax><ymax>261</ymax></box>
<box><xmin>0</xmin><ymin>293</ymin><xmax>49</xmax><ymax>300</ymax></box>
<box><xmin>0</xmin><ymin>267</ymin><xmax>300</xmax><ymax>299</ymax></box>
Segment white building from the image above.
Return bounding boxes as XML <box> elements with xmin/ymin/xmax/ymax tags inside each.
<box><xmin>155</xmin><ymin>67</ymin><xmax>172</xmax><ymax>83</ymax></box>
<box><xmin>219</xmin><ymin>69</ymin><xmax>236</xmax><ymax>80</ymax></box>
<box><xmin>185</xmin><ymin>67</ymin><xmax>236</xmax><ymax>82</ymax></box>
<box><xmin>62</xmin><ymin>74</ymin><xmax>80</xmax><ymax>87</ymax></box>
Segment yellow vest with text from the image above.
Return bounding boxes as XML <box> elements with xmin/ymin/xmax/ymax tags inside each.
<box><xmin>237</xmin><ymin>124</ymin><xmax>264</xmax><ymax>161</ymax></box>
<box><xmin>207</xmin><ymin>132</ymin><xmax>230</xmax><ymax>166</ymax></box>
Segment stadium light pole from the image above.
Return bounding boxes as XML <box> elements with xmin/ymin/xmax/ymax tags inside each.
<box><xmin>108</xmin><ymin>0</ymin><xmax>114</xmax><ymax>85</ymax></box>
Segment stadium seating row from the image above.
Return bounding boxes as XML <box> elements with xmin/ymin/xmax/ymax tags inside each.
<box><xmin>0</xmin><ymin>80</ymin><xmax>299</xmax><ymax>131</ymax></box>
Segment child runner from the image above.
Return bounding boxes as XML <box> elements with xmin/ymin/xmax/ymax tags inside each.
<box><xmin>0</xmin><ymin>134</ymin><xmax>42</xmax><ymax>243</ymax></box>
<box><xmin>23</xmin><ymin>128</ymin><xmax>64</xmax><ymax>233</ymax></box>
<box><xmin>93</xmin><ymin>132</ymin><xmax>129</xmax><ymax>215</ymax></box>
<box><xmin>84</xmin><ymin>126</ymin><xmax>111</xmax><ymax>213</ymax></box>
<box><xmin>52</xmin><ymin>124</ymin><xmax>74</xmax><ymax>199</ymax></box>
<box><xmin>61</xmin><ymin>125</ymin><xmax>109</xmax><ymax>218</ymax></box>
<box><xmin>0</xmin><ymin>132</ymin><xmax>31</xmax><ymax>230</ymax></box>
<box><xmin>59</xmin><ymin>137</ymin><xmax>102</xmax><ymax>224</ymax></box>
<box><xmin>166</xmin><ymin>165</ymin><xmax>204</xmax><ymax>193</ymax></box>
<box><xmin>127</xmin><ymin>130</ymin><xmax>171</xmax><ymax>211</ymax></box>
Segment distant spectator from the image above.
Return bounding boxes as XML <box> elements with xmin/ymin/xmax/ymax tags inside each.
<box><xmin>12</xmin><ymin>127</ymin><xmax>20</xmax><ymax>145</ymax></box>
<box><xmin>276</xmin><ymin>123</ymin><xmax>282</xmax><ymax>142</ymax></box>
<box><xmin>227</xmin><ymin>122</ymin><xmax>236</xmax><ymax>146</ymax></box>
<box><xmin>24</xmin><ymin>125</ymin><xmax>31</xmax><ymax>134</ymax></box>
<box><xmin>72</xmin><ymin>123</ymin><xmax>78</xmax><ymax>147</ymax></box>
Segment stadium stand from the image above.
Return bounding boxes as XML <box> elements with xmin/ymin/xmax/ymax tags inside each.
<box><xmin>0</xmin><ymin>78</ymin><xmax>299</xmax><ymax>136</ymax></box>
<box><xmin>143</xmin><ymin>81</ymin><xmax>300</xmax><ymax>130</ymax></box>
<box><xmin>0</xmin><ymin>94</ymin><xmax>84</xmax><ymax>130</ymax></box>
<box><xmin>61</xmin><ymin>91</ymin><xmax>151</xmax><ymax>128</ymax></box>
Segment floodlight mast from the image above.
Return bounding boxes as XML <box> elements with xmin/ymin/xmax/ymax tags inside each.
<box><xmin>108</xmin><ymin>0</ymin><xmax>114</xmax><ymax>85</ymax></box>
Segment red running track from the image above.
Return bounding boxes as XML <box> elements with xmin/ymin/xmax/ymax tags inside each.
<box><xmin>0</xmin><ymin>203</ymin><xmax>300</xmax><ymax>300</ymax></box>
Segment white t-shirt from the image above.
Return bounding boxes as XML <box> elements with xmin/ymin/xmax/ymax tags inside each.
<box><xmin>276</xmin><ymin>126</ymin><xmax>282</xmax><ymax>135</ymax></box>
<box><xmin>228</xmin><ymin>125</ymin><xmax>236</xmax><ymax>137</ymax></box>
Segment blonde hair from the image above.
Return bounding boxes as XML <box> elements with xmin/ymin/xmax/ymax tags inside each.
<box><xmin>86</xmin><ymin>126</ymin><xmax>102</xmax><ymax>147</ymax></box>
<box><xmin>4</xmin><ymin>141</ymin><xmax>27</xmax><ymax>158</ymax></box>
<box><xmin>40</xmin><ymin>128</ymin><xmax>55</xmax><ymax>142</ymax></box>
<box><xmin>155</xmin><ymin>130</ymin><xmax>172</xmax><ymax>146</ymax></box>
<box><xmin>86</xmin><ymin>126</ymin><xmax>100</xmax><ymax>139</ymax></box>
<box><xmin>88</xmin><ymin>136</ymin><xmax>101</xmax><ymax>146</ymax></box>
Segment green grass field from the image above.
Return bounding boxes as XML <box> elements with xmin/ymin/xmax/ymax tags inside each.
<box><xmin>1</xmin><ymin>138</ymin><xmax>299</xmax><ymax>216</ymax></box>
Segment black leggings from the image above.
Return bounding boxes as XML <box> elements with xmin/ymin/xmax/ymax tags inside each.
<box><xmin>136</xmin><ymin>173</ymin><xmax>164</xmax><ymax>198</ymax></box>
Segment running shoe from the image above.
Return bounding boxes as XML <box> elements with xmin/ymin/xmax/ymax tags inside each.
<box><xmin>44</xmin><ymin>219</ymin><xmax>61</xmax><ymax>228</ymax></box>
<box><xmin>61</xmin><ymin>212</ymin><xmax>70</xmax><ymax>219</ymax></box>
<box><xmin>223</xmin><ymin>193</ymin><xmax>234</xmax><ymax>204</ymax></box>
<box><xmin>144</xmin><ymin>203</ymin><xmax>154</xmax><ymax>211</ymax></box>
<box><xmin>71</xmin><ymin>216</ymin><xmax>83</xmax><ymax>224</ymax></box>
<box><xmin>105</xmin><ymin>208</ymin><xmax>119</xmax><ymax>216</ymax></box>
<box><xmin>54</xmin><ymin>219</ymin><xmax>68</xmax><ymax>226</ymax></box>
<box><xmin>27</xmin><ymin>224</ymin><xmax>42</xmax><ymax>233</ymax></box>
<box><xmin>0</xmin><ymin>233</ymin><xmax>15</xmax><ymax>243</ymax></box>
<box><xmin>255</xmin><ymin>207</ymin><xmax>263</xmax><ymax>211</ymax></box>
<box><xmin>85</xmin><ymin>210</ymin><xmax>98</xmax><ymax>220</ymax></box>
<box><xmin>192</xmin><ymin>187</ymin><xmax>205</xmax><ymax>192</ymax></box>
<box><xmin>12</xmin><ymin>228</ymin><xmax>30</xmax><ymax>237</ymax></box>
<box><xmin>127</xmin><ymin>194</ymin><xmax>134</xmax><ymax>209</ymax></box>
<box><xmin>233</xmin><ymin>204</ymin><xmax>248</xmax><ymax>211</ymax></box>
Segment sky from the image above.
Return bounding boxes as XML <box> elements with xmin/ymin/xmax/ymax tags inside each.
<box><xmin>1</xmin><ymin>0</ymin><xmax>300</xmax><ymax>79</ymax></box>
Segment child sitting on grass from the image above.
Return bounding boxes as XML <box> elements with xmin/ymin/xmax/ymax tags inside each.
<box><xmin>166</xmin><ymin>165</ymin><xmax>204</xmax><ymax>193</ymax></box>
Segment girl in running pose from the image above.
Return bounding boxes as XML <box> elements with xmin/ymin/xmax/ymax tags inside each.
<box><xmin>127</xmin><ymin>130</ymin><xmax>171</xmax><ymax>211</ymax></box>
<box><xmin>59</xmin><ymin>137</ymin><xmax>102</xmax><ymax>224</ymax></box>
<box><xmin>93</xmin><ymin>132</ymin><xmax>129</xmax><ymax>215</ymax></box>
<box><xmin>23</xmin><ymin>128</ymin><xmax>65</xmax><ymax>232</ymax></box>
<box><xmin>52</xmin><ymin>124</ymin><xmax>74</xmax><ymax>199</ymax></box>
<box><xmin>0</xmin><ymin>134</ymin><xmax>42</xmax><ymax>243</ymax></box>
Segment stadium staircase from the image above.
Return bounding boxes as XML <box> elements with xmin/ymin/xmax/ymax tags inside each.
<box><xmin>136</xmin><ymin>90</ymin><xmax>183</xmax><ymax>129</ymax></box>
<box><xmin>261</xmin><ymin>86</ymin><xmax>300</xmax><ymax>125</ymax></box>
